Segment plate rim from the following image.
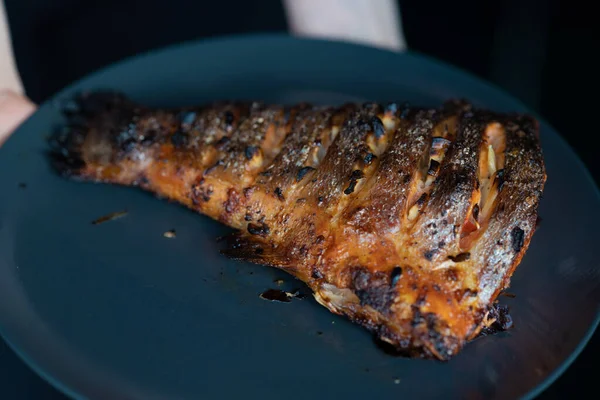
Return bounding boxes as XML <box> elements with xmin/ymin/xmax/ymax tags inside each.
<box><xmin>1</xmin><ymin>32</ymin><xmax>599</xmax><ymax>400</ymax></box>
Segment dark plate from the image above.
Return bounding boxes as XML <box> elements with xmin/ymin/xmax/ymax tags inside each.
<box><xmin>0</xmin><ymin>34</ymin><xmax>599</xmax><ymax>400</ymax></box>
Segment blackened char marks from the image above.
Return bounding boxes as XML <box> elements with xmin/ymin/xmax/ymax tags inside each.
<box><xmin>274</xmin><ymin>187</ymin><xmax>285</xmax><ymax>201</ymax></box>
<box><xmin>409</xmin><ymin>307</ymin><xmax>459</xmax><ymax>360</ymax></box>
<box><xmin>190</xmin><ymin>179</ymin><xmax>213</xmax><ymax>204</ymax></box>
<box><xmin>390</xmin><ymin>266</ymin><xmax>403</xmax><ymax>286</ymax></box>
<box><xmin>224</xmin><ymin>110</ymin><xmax>235</xmax><ymax>126</ymax></box>
<box><xmin>351</xmin><ymin>267</ymin><xmax>395</xmax><ymax>315</ymax></box>
<box><xmin>448</xmin><ymin>252</ymin><xmax>470</xmax><ymax>262</ymax></box>
<box><xmin>224</xmin><ymin>189</ymin><xmax>240</xmax><ymax>214</ymax></box>
<box><xmin>344</xmin><ymin>170</ymin><xmax>365</xmax><ymax>195</ymax></box>
<box><xmin>424</xmin><ymin>249</ymin><xmax>438</xmax><ymax>261</ymax></box>
<box><xmin>247</xmin><ymin>223</ymin><xmax>270</xmax><ymax>237</ymax></box>
<box><xmin>370</xmin><ymin>116</ymin><xmax>385</xmax><ymax>138</ymax></box>
<box><xmin>171</xmin><ymin>130</ymin><xmax>188</xmax><ymax>147</ymax></box>
<box><xmin>245</xmin><ymin>145</ymin><xmax>259</xmax><ymax>160</ymax></box>
<box><xmin>296</xmin><ymin>166</ymin><xmax>315</xmax><ymax>182</ymax></box>
<box><xmin>479</xmin><ymin>303</ymin><xmax>513</xmax><ymax>336</ymax></box>
<box><xmin>511</xmin><ymin>226</ymin><xmax>525</xmax><ymax>253</ymax></box>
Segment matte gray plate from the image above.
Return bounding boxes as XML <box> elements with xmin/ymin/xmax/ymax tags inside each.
<box><xmin>0</xmin><ymin>34</ymin><xmax>599</xmax><ymax>400</ymax></box>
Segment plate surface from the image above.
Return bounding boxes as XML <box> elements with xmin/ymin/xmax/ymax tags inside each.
<box><xmin>0</xmin><ymin>34</ymin><xmax>599</xmax><ymax>400</ymax></box>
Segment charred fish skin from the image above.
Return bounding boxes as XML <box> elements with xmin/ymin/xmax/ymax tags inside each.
<box><xmin>48</xmin><ymin>92</ymin><xmax>546</xmax><ymax>360</ymax></box>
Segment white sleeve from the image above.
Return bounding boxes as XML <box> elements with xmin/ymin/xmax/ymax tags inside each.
<box><xmin>0</xmin><ymin>0</ymin><xmax>23</xmax><ymax>94</ymax></box>
<box><xmin>283</xmin><ymin>0</ymin><xmax>407</xmax><ymax>52</ymax></box>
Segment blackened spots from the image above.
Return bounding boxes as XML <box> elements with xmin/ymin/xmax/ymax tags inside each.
<box><xmin>411</xmin><ymin>307</ymin><xmax>424</xmax><ymax>327</ymax></box>
<box><xmin>363</xmin><ymin>152</ymin><xmax>376</xmax><ymax>165</ymax></box>
<box><xmin>416</xmin><ymin>193</ymin><xmax>428</xmax><ymax>207</ymax></box>
<box><xmin>178</xmin><ymin>111</ymin><xmax>196</xmax><ymax>125</ymax></box>
<box><xmin>511</xmin><ymin>227</ymin><xmax>525</xmax><ymax>253</ymax></box>
<box><xmin>141</xmin><ymin>130</ymin><xmax>157</xmax><ymax>145</ymax></box>
<box><xmin>424</xmin><ymin>249</ymin><xmax>437</xmax><ymax>261</ymax></box>
<box><xmin>480</xmin><ymin>303</ymin><xmax>514</xmax><ymax>336</ymax></box>
<box><xmin>472</xmin><ymin>204</ymin><xmax>480</xmax><ymax>220</ymax></box>
<box><xmin>433</xmin><ymin>284</ymin><xmax>441</xmax><ymax>292</ymax></box>
<box><xmin>245</xmin><ymin>145</ymin><xmax>259</xmax><ymax>160</ymax></box>
<box><xmin>358</xmin><ymin>119</ymin><xmax>371</xmax><ymax>132</ymax></box>
<box><xmin>495</xmin><ymin>169</ymin><xmax>505</xmax><ymax>190</ymax></box>
<box><xmin>120</xmin><ymin>138</ymin><xmax>137</xmax><ymax>153</ymax></box>
<box><xmin>448</xmin><ymin>252</ymin><xmax>471</xmax><ymax>262</ymax></box>
<box><xmin>446</xmin><ymin>269</ymin><xmax>459</xmax><ymax>282</ymax></box>
<box><xmin>390</xmin><ymin>266</ymin><xmax>403</xmax><ymax>286</ymax></box>
<box><xmin>352</xmin><ymin>268</ymin><xmax>395</xmax><ymax>314</ymax></box>
<box><xmin>243</xmin><ymin>186</ymin><xmax>255</xmax><ymax>198</ymax></box>
<box><xmin>191</xmin><ymin>182</ymin><xmax>213</xmax><ymax>204</ymax></box>
<box><xmin>350</xmin><ymin>170</ymin><xmax>365</xmax><ymax>180</ymax></box>
<box><xmin>224</xmin><ymin>189</ymin><xmax>240</xmax><ymax>214</ymax></box>
<box><xmin>311</xmin><ymin>269</ymin><xmax>323</xmax><ymax>279</ymax></box>
<box><xmin>438</xmin><ymin>240</ymin><xmax>446</xmax><ymax>248</ymax></box>
<box><xmin>344</xmin><ymin>170</ymin><xmax>365</xmax><ymax>195</ymax></box>
<box><xmin>274</xmin><ymin>187</ymin><xmax>285</xmax><ymax>201</ymax></box>
<box><xmin>171</xmin><ymin>130</ymin><xmax>188</xmax><ymax>147</ymax></box>
<box><xmin>456</xmin><ymin>289</ymin><xmax>478</xmax><ymax>301</ymax></box>
<box><xmin>254</xmin><ymin>247</ymin><xmax>264</xmax><ymax>255</ymax></box>
<box><xmin>224</xmin><ymin>110</ymin><xmax>235</xmax><ymax>126</ymax></box>
<box><xmin>344</xmin><ymin>181</ymin><xmax>358</xmax><ymax>195</ymax></box>
<box><xmin>244</xmin><ymin>213</ymin><xmax>253</xmax><ymax>221</ymax></box>
<box><xmin>296</xmin><ymin>166</ymin><xmax>315</xmax><ymax>182</ymax></box>
<box><xmin>370</xmin><ymin>116</ymin><xmax>385</xmax><ymax>138</ymax></box>
<box><xmin>318</xmin><ymin>196</ymin><xmax>324</xmax><ymax>204</ymax></box>
<box><xmin>315</xmin><ymin>235</ymin><xmax>325</xmax><ymax>244</ymax></box>
<box><xmin>427</xmin><ymin>160</ymin><xmax>440</xmax><ymax>176</ymax></box>
<box><xmin>215</xmin><ymin>136</ymin><xmax>230</xmax><ymax>149</ymax></box>
<box><xmin>297</xmin><ymin>245</ymin><xmax>308</xmax><ymax>257</ymax></box>
<box><xmin>248</xmin><ymin>223</ymin><xmax>270</xmax><ymax>237</ymax></box>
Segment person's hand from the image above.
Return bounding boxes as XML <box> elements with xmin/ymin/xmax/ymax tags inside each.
<box><xmin>0</xmin><ymin>90</ymin><xmax>36</xmax><ymax>146</ymax></box>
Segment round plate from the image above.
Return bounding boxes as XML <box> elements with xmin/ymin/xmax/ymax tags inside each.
<box><xmin>1</xmin><ymin>34</ymin><xmax>599</xmax><ymax>400</ymax></box>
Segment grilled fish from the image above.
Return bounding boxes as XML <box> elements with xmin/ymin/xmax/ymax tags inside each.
<box><xmin>49</xmin><ymin>92</ymin><xmax>546</xmax><ymax>360</ymax></box>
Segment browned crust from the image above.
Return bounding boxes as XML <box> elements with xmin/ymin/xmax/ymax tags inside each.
<box><xmin>48</xmin><ymin>92</ymin><xmax>546</xmax><ymax>360</ymax></box>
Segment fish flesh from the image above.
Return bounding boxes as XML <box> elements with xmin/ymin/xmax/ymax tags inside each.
<box><xmin>48</xmin><ymin>91</ymin><xmax>546</xmax><ymax>360</ymax></box>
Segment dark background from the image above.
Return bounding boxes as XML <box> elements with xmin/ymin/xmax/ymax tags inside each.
<box><xmin>1</xmin><ymin>0</ymin><xmax>596</xmax><ymax>398</ymax></box>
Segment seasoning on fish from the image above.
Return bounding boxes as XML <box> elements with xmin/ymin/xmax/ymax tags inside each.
<box><xmin>48</xmin><ymin>91</ymin><xmax>546</xmax><ymax>360</ymax></box>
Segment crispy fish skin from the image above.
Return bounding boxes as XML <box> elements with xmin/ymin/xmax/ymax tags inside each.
<box><xmin>49</xmin><ymin>91</ymin><xmax>546</xmax><ymax>360</ymax></box>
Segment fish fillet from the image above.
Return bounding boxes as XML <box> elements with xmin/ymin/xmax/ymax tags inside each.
<box><xmin>48</xmin><ymin>91</ymin><xmax>546</xmax><ymax>360</ymax></box>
